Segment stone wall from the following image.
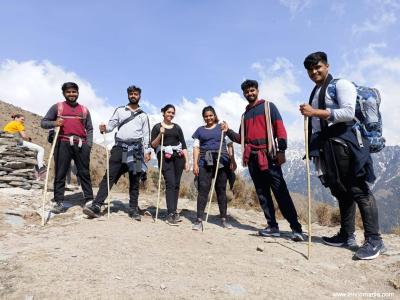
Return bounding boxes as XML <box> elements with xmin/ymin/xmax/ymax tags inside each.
<box><xmin>0</xmin><ymin>132</ymin><xmax>44</xmax><ymax>190</ymax></box>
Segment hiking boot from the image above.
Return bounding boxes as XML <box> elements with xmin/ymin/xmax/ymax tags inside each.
<box><xmin>82</xmin><ymin>204</ymin><xmax>101</xmax><ymax>218</ymax></box>
<box><xmin>221</xmin><ymin>218</ymin><xmax>233</xmax><ymax>229</ymax></box>
<box><xmin>166</xmin><ymin>213</ymin><xmax>179</xmax><ymax>226</ymax></box>
<box><xmin>129</xmin><ymin>207</ymin><xmax>141</xmax><ymax>221</ymax></box>
<box><xmin>173</xmin><ymin>212</ymin><xmax>183</xmax><ymax>223</ymax></box>
<box><xmin>51</xmin><ymin>202</ymin><xmax>66</xmax><ymax>214</ymax></box>
<box><xmin>291</xmin><ymin>231</ymin><xmax>305</xmax><ymax>242</ymax></box>
<box><xmin>38</xmin><ymin>165</ymin><xmax>47</xmax><ymax>174</ymax></box>
<box><xmin>192</xmin><ymin>219</ymin><xmax>203</xmax><ymax>231</ymax></box>
<box><xmin>322</xmin><ymin>232</ymin><xmax>358</xmax><ymax>250</ymax></box>
<box><xmin>259</xmin><ymin>226</ymin><xmax>280</xmax><ymax>237</ymax></box>
<box><xmin>355</xmin><ymin>238</ymin><xmax>386</xmax><ymax>260</ymax></box>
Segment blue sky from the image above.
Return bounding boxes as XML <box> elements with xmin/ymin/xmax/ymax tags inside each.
<box><xmin>0</xmin><ymin>0</ymin><xmax>399</xmax><ymax>145</ymax></box>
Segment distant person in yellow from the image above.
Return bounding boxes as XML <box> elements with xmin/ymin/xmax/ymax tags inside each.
<box><xmin>3</xmin><ymin>113</ymin><xmax>46</xmax><ymax>173</ymax></box>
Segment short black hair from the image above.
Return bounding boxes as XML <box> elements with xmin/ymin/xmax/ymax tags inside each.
<box><xmin>241</xmin><ymin>79</ymin><xmax>258</xmax><ymax>92</ymax></box>
<box><xmin>11</xmin><ymin>113</ymin><xmax>24</xmax><ymax>119</ymax></box>
<box><xmin>161</xmin><ymin>104</ymin><xmax>175</xmax><ymax>113</ymax></box>
<box><xmin>127</xmin><ymin>85</ymin><xmax>142</xmax><ymax>94</ymax></box>
<box><xmin>62</xmin><ymin>82</ymin><xmax>79</xmax><ymax>92</ymax></box>
<box><xmin>303</xmin><ymin>52</ymin><xmax>328</xmax><ymax>70</ymax></box>
<box><xmin>202</xmin><ymin>105</ymin><xmax>219</xmax><ymax>123</ymax></box>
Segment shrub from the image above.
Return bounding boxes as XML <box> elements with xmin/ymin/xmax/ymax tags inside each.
<box><xmin>315</xmin><ymin>203</ymin><xmax>332</xmax><ymax>226</ymax></box>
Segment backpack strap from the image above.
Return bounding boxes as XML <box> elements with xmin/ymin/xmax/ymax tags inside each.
<box><xmin>306</xmin><ymin>74</ymin><xmax>333</xmax><ymax>150</ymax></box>
<box><xmin>56</xmin><ymin>102</ymin><xmax>64</xmax><ymax>117</ymax></box>
<box><xmin>146</xmin><ymin>114</ymin><xmax>151</xmax><ymax>148</ymax></box>
<box><xmin>317</xmin><ymin>74</ymin><xmax>333</xmax><ymax>131</ymax></box>
<box><xmin>118</xmin><ymin>109</ymin><xmax>143</xmax><ymax>131</ymax></box>
<box><xmin>240</xmin><ymin>113</ymin><xmax>245</xmax><ymax>166</ymax></box>
<box><xmin>264</xmin><ymin>100</ymin><xmax>276</xmax><ymax>158</ymax></box>
<box><xmin>57</xmin><ymin>102</ymin><xmax>88</xmax><ymax>123</ymax></box>
<box><xmin>80</xmin><ymin>105</ymin><xmax>88</xmax><ymax>119</ymax></box>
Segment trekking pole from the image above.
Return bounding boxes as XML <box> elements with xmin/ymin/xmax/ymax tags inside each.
<box><xmin>304</xmin><ymin>116</ymin><xmax>312</xmax><ymax>260</ymax></box>
<box><xmin>204</xmin><ymin>129</ymin><xmax>224</xmax><ymax>230</ymax></box>
<box><xmin>155</xmin><ymin>132</ymin><xmax>165</xmax><ymax>221</ymax></box>
<box><xmin>41</xmin><ymin>126</ymin><xmax>60</xmax><ymax>226</ymax></box>
<box><xmin>103</xmin><ymin>132</ymin><xmax>111</xmax><ymax>219</ymax></box>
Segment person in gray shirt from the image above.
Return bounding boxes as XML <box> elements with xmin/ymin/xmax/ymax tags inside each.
<box><xmin>83</xmin><ymin>85</ymin><xmax>151</xmax><ymax>221</ymax></box>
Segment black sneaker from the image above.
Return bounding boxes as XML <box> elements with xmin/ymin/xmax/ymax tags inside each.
<box><xmin>51</xmin><ymin>202</ymin><xmax>66</xmax><ymax>214</ymax></box>
<box><xmin>258</xmin><ymin>226</ymin><xmax>280</xmax><ymax>237</ymax></box>
<box><xmin>291</xmin><ymin>231</ymin><xmax>305</xmax><ymax>242</ymax></box>
<box><xmin>129</xmin><ymin>207</ymin><xmax>141</xmax><ymax>221</ymax></box>
<box><xmin>355</xmin><ymin>238</ymin><xmax>386</xmax><ymax>260</ymax></box>
<box><xmin>173</xmin><ymin>212</ymin><xmax>183</xmax><ymax>223</ymax></box>
<box><xmin>82</xmin><ymin>204</ymin><xmax>101</xmax><ymax>218</ymax></box>
<box><xmin>322</xmin><ymin>232</ymin><xmax>358</xmax><ymax>250</ymax></box>
<box><xmin>166</xmin><ymin>213</ymin><xmax>179</xmax><ymax>226</ymax></box>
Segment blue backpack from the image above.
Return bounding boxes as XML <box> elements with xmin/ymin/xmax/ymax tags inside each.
<box><xmin>327</xmin><ymin>79</ymin><xmax>385</xmax><ymax>153</ymax></box>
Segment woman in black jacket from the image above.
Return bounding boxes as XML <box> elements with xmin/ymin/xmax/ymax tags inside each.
<box><xmin>151</xmin><ymin>104</ymin><xmax>189</xmax><ymax>226</ymax></box>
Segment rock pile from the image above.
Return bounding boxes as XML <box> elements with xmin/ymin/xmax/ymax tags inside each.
<box><xmin>0</xmin><ymin>132</ymin><xmax>44</xmax><ymax>190</ymax></box>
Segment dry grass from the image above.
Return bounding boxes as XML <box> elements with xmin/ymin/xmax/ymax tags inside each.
<box><xmin>330</xmin><ymin>207</ymin><xmax>341</xmax><ymax>225</ymax></box>
<box><xmin>390</xmin><ymin>226</ymin><xmax>400</xmax><ymax>236</ymax></box>
<box><xmin>315</xmin><ymin>203</ymin><xmax>332</xmax><ymax>226</ymax></box>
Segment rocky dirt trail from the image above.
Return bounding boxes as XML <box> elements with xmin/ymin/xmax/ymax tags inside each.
<box><xmin>0</xmin><ymin>187</ymin><xmax>399</xmax><ymax>299</ymax></box>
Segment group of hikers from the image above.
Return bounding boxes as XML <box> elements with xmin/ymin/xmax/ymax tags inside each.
<box><xmin>3</xmin><ymin>51</ymin><xmax>385</xmax><ymax>260</ymax></box>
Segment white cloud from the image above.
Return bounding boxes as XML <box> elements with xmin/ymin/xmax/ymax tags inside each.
<box><xmin>340</xmin><ymin>45</ymin><xmax>400</xmax><ymax>145</ymax></box>
<box><xmin>0</xmin><ymin>60</ymin><xmax>116</xmax><ymax>144</ymax></box>
<box><xmin>352</xmin><ymin>0</ymin><xmax>400</xmax><ymax>35</ymax></box>
<box><xmin>147</xmin><ymin>93</ymin><xmax>247</xmax><ymax>143</ymax></box>
<box><xmin>279</xmin><ymin>0</ymin><xmax>313</xmax><ymax>16</ymax></box>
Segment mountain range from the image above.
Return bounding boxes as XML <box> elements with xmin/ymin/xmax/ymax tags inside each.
<box><xmin>240</xmin><ymin>141</ymin><xmax>400</xmax><ymax>233</ymax></box>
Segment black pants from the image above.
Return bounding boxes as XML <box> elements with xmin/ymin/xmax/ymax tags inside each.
<box><xmin>248</xmin><ymin>154</ymin><xmax>302</xmax><ymax>232</ymax></box>
<box><xmin>94</xmin><ymin>146</ymin><xmax>140</xmax><ymax>208</ymax></box>
<box><xmin>327</xmin><ymin>141</ymin><xmax>381</xmax><ymax>239</ymax></box>
<box><xmin>197</xmin><ymin>165</ymin><xmax>228</xmax><ymax>220</ymax></box>
<box><xmin>159</xmin><ymin>155</ymin><xmax>185</xmax><ymax>214</ymax></box>
<box><xmin>53</xmin><ymin>141</ymin><xmax>93</xmax><ymax>203</ymax></box>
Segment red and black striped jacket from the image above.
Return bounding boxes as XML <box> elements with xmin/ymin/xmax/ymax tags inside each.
<box><xmin>226</xmin><ymin>99</ymin><xmax>287</xmax><ymax>169</ymax></box>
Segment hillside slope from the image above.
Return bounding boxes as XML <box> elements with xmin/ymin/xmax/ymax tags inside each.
<box><xmin>0</xmin><ymin>188</ymin><xmax>399</xmax><ymax>299</ymax></box>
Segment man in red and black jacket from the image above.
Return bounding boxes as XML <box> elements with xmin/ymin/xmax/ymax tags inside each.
<box><xmin>222</xmin><ymin>79</ymin><xmax>304</xmax><ymax>241</ymax></box>
<box><xmin>41</xmin><ymin>82</ymin><xmax>94</xmax><ymax>214</ymax></box>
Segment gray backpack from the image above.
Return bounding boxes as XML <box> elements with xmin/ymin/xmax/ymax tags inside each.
<box><xmin>328</xmin><ymin>79</ymin><xmax>385</xmax><ymax>153</ymax></box>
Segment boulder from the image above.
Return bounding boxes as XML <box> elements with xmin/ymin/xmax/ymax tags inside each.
<box><xmin>2</xmin><ymin>152</ymin><xmax>26</xmax><ymax>158</ymax></box>
<box><xmin>24</xmin><ymin>158</ymin><xmax>37</xmax><ymax>166</ymax></box>
<box><xmin>8</xmin><ymin>181</ymin><xmax>26</xmax><ymax>187</ymax></box>
<box><xmin>0</xmin><ymin>134</ymin><xmax>42</xmax><ymax>190</ymax></box>
<box><xmin>4</xmin><ymin>162</ymin><xmax>26</xmax><ymax>169</ymax></box>
<box><xmin>10</xmin><ymin>169</ymin><xmax>34</xmax><ymax>177</ymax></box>
<box><xmin>0</xmin><ymin>133</ymin><xmax>16</xmax><ymax>138</ymax></box>
<box><xmin>21</xmin><ymin>183</ymin><xmax>32</xmax><ymax>190</ymax></box>
<box><xmin>0</xmin><ymin>176</ymin><xmax>24</xmax><ymax>182</ymax></box>
<box><xmin>0</xmin><ymin>166</ymin><xmax>14</xmax><ymax>172</ymax></box>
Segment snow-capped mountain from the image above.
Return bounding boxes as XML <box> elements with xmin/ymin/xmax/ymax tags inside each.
<box><xmin>239</xmin><ymin>142</ymin><xmax>400</xmax><ymax>233</ymax></box>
